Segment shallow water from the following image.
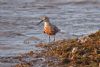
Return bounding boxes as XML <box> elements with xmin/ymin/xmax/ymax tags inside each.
<box><xmin>0</xmin><ymin>0</ymin><xmax>100</xmax><ymax>56</ymax></box>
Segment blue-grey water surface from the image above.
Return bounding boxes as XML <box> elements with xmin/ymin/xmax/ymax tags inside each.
<box><xmin>0</xmin><ymin>0</ymin><xmax>100</xmax><ymax>56</ymax></box>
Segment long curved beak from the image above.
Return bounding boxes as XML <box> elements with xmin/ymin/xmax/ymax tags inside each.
<box><xmin>37</xmin><ymin>20</ymin><xmax>43</xmax><ymax>25</ymax></box>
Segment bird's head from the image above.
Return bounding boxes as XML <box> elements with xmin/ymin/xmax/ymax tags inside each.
<box><xmin>37</xmin><ymin>16</ymin><xmax>49</xmax><ymax>25</ymax></box>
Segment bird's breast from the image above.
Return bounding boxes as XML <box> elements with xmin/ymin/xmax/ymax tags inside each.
<box><xmin>44</xmin><ymin>25</ymin><xmax>56</xmax><ymax>35</ymax></box>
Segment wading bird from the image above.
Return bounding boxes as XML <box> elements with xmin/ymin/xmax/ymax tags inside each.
<box><xmin>38</xmin><ymin>16</ymin><xmax>60</xmax><ymax>42</ymax></box>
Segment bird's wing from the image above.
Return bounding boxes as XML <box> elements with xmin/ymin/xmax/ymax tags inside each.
<box><xmin>52</xmin><ymin>25</ymin><xmax>60</xmax><ymax>32</ymax></box>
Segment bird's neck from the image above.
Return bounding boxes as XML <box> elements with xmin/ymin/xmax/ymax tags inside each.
<box><xmin>44</xmin><ymin>21</ymin><xmax>51</xmax><ymax>27</ymax></box>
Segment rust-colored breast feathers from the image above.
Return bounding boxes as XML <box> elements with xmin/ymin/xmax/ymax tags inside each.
<box><xmin>44</xmin><ymin>25</ymin><xmax>58</xmax><ymax>35</ymax></box>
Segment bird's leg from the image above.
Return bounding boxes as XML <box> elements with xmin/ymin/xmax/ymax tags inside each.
<box><xmin>49</xmin><ymin>35</ymin><xmax>50</xmax><ymax>42</ymax></box>
<box><xmin>54</xmin><ymin>35</ymin><xmax>55</xmax><ymax>42</ymax></box>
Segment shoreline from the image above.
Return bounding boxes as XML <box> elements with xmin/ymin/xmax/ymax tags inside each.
<box><xmin>0</xmin><ymin>30</ymin><xmax>100</xmax><ymax>67</ymax></box>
